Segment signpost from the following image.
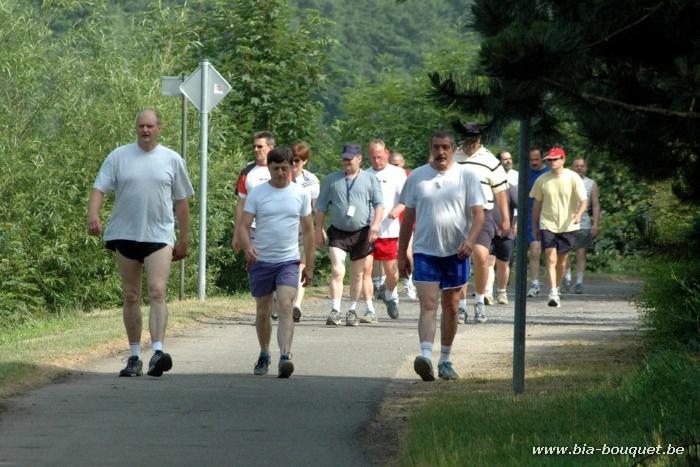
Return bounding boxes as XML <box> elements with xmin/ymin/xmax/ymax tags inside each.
<box><xmin>179</xmin><ymin>60</ymin><xmax>232</xmax><ymax>302</ymax></box>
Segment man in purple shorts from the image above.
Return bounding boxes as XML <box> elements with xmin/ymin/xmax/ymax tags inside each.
<box><xmin>239</xmin><ymin>147</ymin><xmax>315</xmax><ymax>378</ymax></box>
<box><xmin>398</xmin><ymin>131</ymin><xmax>485</xmax><ymax>381</ymax></box>
<box><xmin>87</xmin><ymin>109</ymin><xmax>194</xmax><ymax>378</ymax></box>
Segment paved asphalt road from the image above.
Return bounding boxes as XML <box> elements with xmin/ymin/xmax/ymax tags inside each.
<box><xmin>0</xmin><ymin>279</ymin><xmax>639</xmax><ymax>466</ymax></box>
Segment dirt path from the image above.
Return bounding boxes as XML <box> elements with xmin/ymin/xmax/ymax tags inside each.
<box><xmin>0</xmin><ymin>279</ymin><xmax>640</xmax><ymax>466</ymax></box>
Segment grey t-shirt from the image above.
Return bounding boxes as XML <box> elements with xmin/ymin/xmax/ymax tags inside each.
<box><xmin>400</xmin><ymin>163</ymin><xmax>485</xmax><ymax>257</ymax></box>
<box><xmin>93</xmin><ymin>143</ymin><xmax>194</xmax><ymax>246</ymax></box>
<box><xmin>316</xmin><ymin>169</ymin><xmax>383</xmax><ymax>232</ymax></box>
<box><xmin>244</xmin><ymin>182</ymin><xmax>312</xmax><ymax>263</ymax></box>
<box><xmin>579</xmin><ymin>176</ymin><xmax>594</xmax><ymax>229</ymax></box>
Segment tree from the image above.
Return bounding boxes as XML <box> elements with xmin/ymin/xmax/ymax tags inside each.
<box><xmin>431</xmin><ymin>0</ymin><xmax>700</xmax><ymax>201</ymax></box>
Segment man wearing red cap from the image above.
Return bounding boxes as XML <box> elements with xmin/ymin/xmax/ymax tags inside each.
<box><xmin>529</xmin><ymin>147</ymin><xmax>588</xmax><ymax>307</ymax></box>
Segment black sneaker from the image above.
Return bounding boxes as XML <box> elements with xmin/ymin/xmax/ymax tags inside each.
<box><xmin>293</xmin><ymin>306</ymin><xmax>302</xmax><ymax>323</ymax></box>
<box><xmin>278</xmin><ymin>356</ymin><xmax>294</xmax><ymax>378</ymax></box>
<box><xmin>119</xmin><ymin>356</ymin><xmax>143</xmax><ymax>377</ymax></box>
<box><xmin>253</xmin><ymin>353</ymin><xmax>271</xmax><ymax>376</ymax></box>
<box><xmin>147</xmin><ymin>351</ymin><xmax>172</xmax><ymax>377</ymax></box>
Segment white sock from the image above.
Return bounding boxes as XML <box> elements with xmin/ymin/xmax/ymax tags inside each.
<box><xmin>458</xmin><ymin>299</ymin><xmax>467</xmax><ymax>310</ymax></box>
<box><xmin>551</xmin><ymin>287</ymin><xmax>559</xmax><ymax>295</ymax></box>
<box><xmin>564</xmin><ymin>270</ymin><xmax>572</xmax><ymax>281</ymax></box>
<box><xmin>365</xmin><ymin>299</ymin><xmax>375</xmax><ymax>312</ymax></box>
<box><xmin>152</xmin><ymin>341</ymin><xmax>163</xmax><ymax>352</ymax></box>
<box><xmin>475</xmin><ymin>293</ymin><xmax>485</xmax><ymax>304</ymax></box>
<box><xmin>385</xmin><ymin>288</ymin><xmax>399</xmax><ymax>302</ymax></box>
<box><xmin>439</xmin><ymin>345</ymin><xmax>451</xmax><ymax>363</ymax></box>
<box><xmin>129</xmin><ymin>343</ymin><xmax>141</xmax><ymax>358</ymax></box>
<box><xmin>532</xmin><ymin>279</ymin><xmax>540</xmax><ymax>287</ymax></box>
<box><xmin>497</xmin><ymin>288</ymin><xmax>507</xmax><ymax>293</ymax></box>
<box><xmin>348</xmin><ymin>301</ymin><xmax>357</xmax><ymax>311</ymax></box>
<box><xmin>576</xmin><ymin>272</ymin><xmax>584</xmax><ymax>284</ymax></box>
<box><xmin>420</xmin><ymin>342</ymin><xmax>433</xmax><ymax>360</ymax></box>
<box><xmin>331</xmin><ymin>298</ymin><xmax>341</xmax><ymax>311</ymax></box>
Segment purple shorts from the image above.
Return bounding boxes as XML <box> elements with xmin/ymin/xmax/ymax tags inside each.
<box><xmin>248</xmin><ymin>260</ymin><xmax>300</xmax><ymax>297</ymax></box>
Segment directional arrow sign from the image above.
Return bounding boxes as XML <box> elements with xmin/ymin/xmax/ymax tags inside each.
<box><xmin>179</xmin><ymin>65</ymin><xmax>231</xmax><ymax>113</ymax></box>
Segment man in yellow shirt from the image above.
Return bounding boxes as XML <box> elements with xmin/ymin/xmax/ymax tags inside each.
<box><xmin>529</xmin><ymin>147</ymin><xmax>587</xmax><ymax>307</ymax></box>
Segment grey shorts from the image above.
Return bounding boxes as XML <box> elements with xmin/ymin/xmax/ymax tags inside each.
<box><xmin>574</xmin><ymin>229</ymin><xmax>593</xmax><ymax>250</ymax></box>
<box><xmin>540</xmin><ymin>230</ymin><xmax>575</xmax><ymax>254</ymax></box>
<box><xmin>475</xmin><ymin>210</ymin><xmax>497</xmax><ymax>249</ymax></box>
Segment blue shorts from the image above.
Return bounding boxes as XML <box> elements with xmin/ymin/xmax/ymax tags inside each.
<box><xmin>248</xmin><ymin>260</ymin><xmax>299</xmax><ymax>297</ymax></box>
<box><xmin>413</xmin><ymin>253</ymin><xmax>470</xmax><ymax>290</ymax></box>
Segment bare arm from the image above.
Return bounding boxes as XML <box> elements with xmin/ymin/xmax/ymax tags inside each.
<box><xmin>87</xmin><ymin>189</ymin><xmax>105</xmax><ymax>236</ymax></box>
<box><xmin>315</xmin><ymin>210</ymin><xmax>327</xmax><ymax>248</ymax></box>
<box><xmin>397</xmin><ymin>207</ymin><xmax>415</xmax><ymax>278</ymax></box>
<box><xmin>239</xmin><ymin>211</ymin><xmax>256</xmax><ymax>262</ymax></box>
<box><xmin>231</xmin><ymin>198</ymin><xmax>245</xmax><ymax>253</ymax></box>
<box><xmin>494</xmin><ymin>190</ymin><xmax>510</xmax><ymax>233</ymax></box>
<box><xmin>388</xmin><ymin>202</ymin><xmax>405</xmax><ymax>220</ymax></box>
<box><xmin>300</xmin><ymin>214</ymin><xmax>315</xmax><ymax>287</ymax></box>
<box><xmin>172</xmin><ymin>198</ymin><xmax>190</xmax><ymax>261</ymax></box>
<box><xmin>591</xmin><ymin>181</ymin><xmax>601</xmax><ymax>237</ymax></box>
<box><xmin>458</xmin><ymin>206</ymin><xmax>484</xmax><ymax>259</ymax></box>
<box><xmin>369</xmin><ymin>206</ymin><xmax>384</xmax><ymax>243</ymax></box>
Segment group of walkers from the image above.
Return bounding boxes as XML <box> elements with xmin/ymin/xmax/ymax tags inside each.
<box><xmin>87</xmin><ymin>109</ymin><xmax>600</xmax><ymax>382</ymax></box>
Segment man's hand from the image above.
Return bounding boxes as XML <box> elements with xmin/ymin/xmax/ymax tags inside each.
<box><xmin>315</xmin><ymin>228</ymin><xmax>326</xmax><ymax>249</ymax></box>
<box><xmin>572</xmin><ymin>212</ymin><xmax>582</xmax><ymax>224</ymax></box>
<box><xmin>231</xmin><ymin>233</ymin><xmax>241</xmax><ymax>253</ymax></box>
<box><xmin>172</xmin><ymin>241</ymin><xmax>188</xmax><ymax>261</ymax></box>
<box><xmin>368</xmin><ymin>226</ymin><xmax>379</xmax><ymax>243</ymax></box>
<box><xmin>244</xmin><ymin>244</ymin><xmax>257</xmax><ymax>263</ymax></box>
<box><xmin>87</xmin><ymin>213</ymin><xmax>101</xmax><ymax>236</ymax></box>
<box><xmin>301</xmin><ymin>266</ymin><xmax>314</xmax><ymax>287</ymax></box>
<box><xmin>499</xmin><ymin>219</ymin><xmax>510</xmax><ymax>235</ymax></box>
<box><xmin>592</xmin><ymin>224</ymin><xmax>598</xmax><ymax>237</ymax></box>
<box><xmin>457</xmin><ymin>240</ymin><xmax>474</xmax><ymax>259</ymax></box>
<box><xmin>398</xmin><ymin>255</ymin><xmax>412</xmax><ymax>279</ymax></box>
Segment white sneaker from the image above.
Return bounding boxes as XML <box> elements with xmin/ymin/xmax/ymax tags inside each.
<box><xmin>547</xmin><ymin>291</ymin><xmax>561</xmax><ymax>307</ymax></box>
<box><xmin>484</xmin><ymin>294</ymin><xmax>494</xmax><ymax>305</ymax></box>
<box><xmin>458</xmin><ymin>307</ymin><xmax>467</xmax><ymax>324</ymax></box>
<box><xmin>404</xmin><ymin>281</ymin><xmax>417</xmax><ymax>300</ymax></box>
<box><xmin>474</xmin><ymin>302</ymin><xmax>487</xmax><ymax>323</ymax></box>
<box><xmin>527</xmin><ymin>283</ymin><xmax>541</xmax><ymax>297</ymax></box>
<box><xmin>496</xmin><ymin>291</ymin><xmax>508</xmax><ymax>305</ymax></box>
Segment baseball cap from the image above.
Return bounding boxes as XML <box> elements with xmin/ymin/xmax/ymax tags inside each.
<box><xmin>460</xmin><ymin>122</ymin><xmax>483</xmax><ymax>138</ymax></box>
<box><xmin>341</xmin><ymin>144</ymin><xmax>362</xmax><ymax>160</ymax></box>
<box><xmin>544</xmin><ymin>147</ymin><xmax>567</xmax><ymax>160</ymax></box>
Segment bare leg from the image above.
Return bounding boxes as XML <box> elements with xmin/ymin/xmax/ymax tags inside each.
<box><xmin>255</xmin><ymin>294</ymin><xmax>274</xmax><ymax>354</ymax></box>
<box><xmin>544</xmin><ymin>247</ymin><xmax>558</xmax><ymax>290</ymax></box>
<box><xmin>349</xmin><ymin>257</ymin><xmax>366</xmax><ymax>303</ymax></box>
<box><xmin>116</xmin><ymin>252</ymin><xmax>143</xmax><ymax>345</ymax></box>
<box><xmin>415</xmin><ymin>282</ymin><xmax>440</xmax><ymax>343</ymax></box>
<box><xmin>440</xmin><ymin>287</ymin><xmax>461</xmax><ymax>346</ymax></box>
<box><xmin>495</xmin><ymin>258</ymin><xmax>510</xmax><ymax>290</ymax></box>
<box><xmin>143</xmin><ymin>246</ymin><xmax>173</xmax><ymax>344</ymax></box>
<box><xmin>382</xmin><ymin>259</ymin><xmax>399</xmax><ymax>300</ymax></box>
<box><xmin>275</xmin><ymin>285</ymin><xmax>297</xmax><ymax>355</ymax></box>
<box><xmin>362</xmin><ymin>255</ymin><xmax>374</xmax><ymax>301</ymax></box>
<box><xmin>472</xmin><ymin>244</ymin><xmax>490</xmax><ymax>295</ymax></box>
<box><xmin>293</xmin><ymin>263</ymin><xmax>305</xmax><ymax>308</ymax></box>
<box><xmin>328</xmin><ymin>247</ymin><xmax>346</xmax><ymax>301</ymax></box>
<box><xmin>556</xmin><ymin>251</ymin><xmax>571</xmax><ymax>287</ymax></box>
<box><xmin>576</xmin><ymin>248</ymin><xmax>586</xmax><ymax>279</ymax></box>
<box><xmin>529</xmin><ymin>241</ymin><xmax>542</xmax><ymax>283</ymax></box>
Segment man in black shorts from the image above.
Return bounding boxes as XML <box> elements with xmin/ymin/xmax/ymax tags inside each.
<box><xmin>87</xmin><ymin>109</ymin><xmax>194</xmax><ymax>377</ymax></box>
<box><xmin>530</xmin><ymin>147</ymin><xmax>587</xmax><ymax>307</ymax></box>
<box><xmin>315</xmin><ymin>144</ymin><xmax>384</xmax><ymax>326</ymax></box>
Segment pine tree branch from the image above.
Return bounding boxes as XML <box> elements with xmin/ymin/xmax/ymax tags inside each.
<box><xmin>585</xmin><ymin>1</ymin><xmax>664</xmax><ymax>49</ymax></box>
<box><xmin>541</xmin><ymin>77</ymin><xmax>700</xmax><ymax>119</ymax></box>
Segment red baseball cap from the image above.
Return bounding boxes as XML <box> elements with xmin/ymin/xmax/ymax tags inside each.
<box><xmin>544</xmin><ymin>147</ymin><xmax>566</xmax><ymax>160</ymax></box>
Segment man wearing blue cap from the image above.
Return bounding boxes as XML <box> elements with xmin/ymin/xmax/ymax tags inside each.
<box><xmin>316</xmin><ymin>144</ymin><xmax>384</xmax><ymax>326</ymax></box>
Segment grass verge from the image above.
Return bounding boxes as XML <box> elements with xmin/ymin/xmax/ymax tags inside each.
<box><xmin>398</xmin><ymin>344</ymin><xmax>699</xmax><ymax>466</ymax></box>
<box><xmin>0</xmin><ymin>295</ymin><xmax>255</xmax><ymax>399</ymax></box>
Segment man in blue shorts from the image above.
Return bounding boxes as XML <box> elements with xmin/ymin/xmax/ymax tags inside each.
<box><xmin>398</xmin><ymin>131</ymin><xmax>485</xmax><ymax>381</ymax></box>
<box><xmin>239</xmin><ymin>147</ymin><xmax>315</xmax><ymax>378</ymax></box>
<box><xmin>87</xmin><ymin>109</ymin><xmax>194</xmax><ymax>378</ymax></box>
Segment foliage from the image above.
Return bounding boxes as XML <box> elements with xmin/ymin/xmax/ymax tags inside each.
<box><xmin>433</xmin><ymin>0</ymin><xmax>700</xmax><ymax>201</ymax></box>
<box><xmin>401</xmin><ymin>350</ymin><xmax>700</xmax><ymax>466</ymax></box>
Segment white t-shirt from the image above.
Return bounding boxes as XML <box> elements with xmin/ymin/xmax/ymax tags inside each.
<box><xmin>294</xmin><ymin>169</ymin><xmax>320</xmax><ymax>201</ymax></box>
<box><xmin>507</xmin><ymin>169</ymin><xmax>519</xmax><ymax>187</ymax></box>
<box><xmin>400</xmin><ymin>163</ymin><xmax>485</xmax><ymax>257</ymax></box>
<box><xmin>455</xmin><ymin>146</ymin><xmax>508</xmax><ymax>210</ymax></box>
<box><xmin>367</xmin><ymin>164</ymin><xmax>407</xmax><ymax>238</ymax></box>
<box><xmin>244</xmin><ymin>182</ymin><xmax>312</xmax><ymax>263</ymax></box>
<box><xmin>93</xmin><ymin>143</ymin><xmax>194</xmax><ymax>246</ymax></box>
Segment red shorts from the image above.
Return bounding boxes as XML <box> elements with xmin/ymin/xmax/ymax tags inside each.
<box><xmin>373</xmin><ymin>237</ymin><xmax>398</xmax><ymax>261</ymax></box>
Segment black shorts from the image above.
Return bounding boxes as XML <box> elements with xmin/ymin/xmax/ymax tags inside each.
<box><xmin>327</xmin><ymin>225</ymin><xmax>374</xmax><ymax>261</ymax></box>
<box><xmin>490</xmin><ymin>236</ymin><xmax>514</xmax><ymax>262</ymax></box>
<box><xmin>539</xmin><ymin>230</ymin><xmax>575</xmax><ymax>254</ymax></box>
<box><xmin>106</xmin><ymin>240</ymin><xmax>169</xmax><ymax>263</ymax></box>
<box><xmin>475</xmin><ymin>209</ymin><xmax>497</xmax><ymax>249</ymax></box>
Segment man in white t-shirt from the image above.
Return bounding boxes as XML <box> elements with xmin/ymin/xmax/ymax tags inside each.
<box><xmin>398</xmin><ymin>131</ymin><xmax>485</xmax><ymax>382</ymax></box>
<box><xmin>87</xmin><ymin>109</ymin><xmax>194</xmax><ymax>378</ymax></box>
<box><xmin>239</xmin><ymin>147</ymin><xmax>314</xmax><ymax>378</ymax></box>
<box><xmin>232</xmin><ymin>131</ymin><xmax>275</xmax><ymax>253</ymax></box>
<box><xmin>365</xmin><ymin>139</ymin><xmax>407</xmax><ymax>322</ymax></box>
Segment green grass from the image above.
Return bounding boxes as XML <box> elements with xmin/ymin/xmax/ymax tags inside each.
<box><xmin>399</xmin><ymin>349</ymin><xmax>700</xmax><ymax>466</ymax></box>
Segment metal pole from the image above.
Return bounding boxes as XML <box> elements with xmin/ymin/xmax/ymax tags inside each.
<box><xmin>513</xmin><ymin>116</ymin><xmax>531</xmax><ymax>394</ymax></box>
<box><xmin>179</xmin><ymin>73</ymin><xmax>187</xmax><ymax>301</ymax></box>
<box><xmin>197</xmin><ymin>60</ymin><xmax>210</xmax><ymax>302</ymax></box>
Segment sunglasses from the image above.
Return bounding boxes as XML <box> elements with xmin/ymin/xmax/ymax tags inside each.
<box><xmin>292</xmin><ymin>159</ymin><xmax>304</xmax><ymax>164</ymax></box>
